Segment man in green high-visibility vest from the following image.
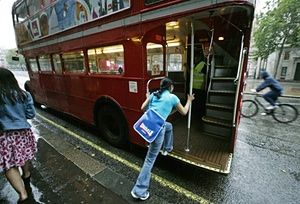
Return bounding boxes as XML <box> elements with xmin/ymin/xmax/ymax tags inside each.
<box><xmin>192</xmin><ymin>60</ymin><xmax>207</xmax><ymax>117</ymax></box>
<box><xmin>193</xmin><ymin>61</ymin><xmax>206</xmax><ymax>90</ymax></box>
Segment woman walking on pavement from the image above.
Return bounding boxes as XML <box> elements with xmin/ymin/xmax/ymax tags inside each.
<box><xmin>0</xmin><ymin>68</ymin><xmax>37</xmax><ymax>203</ymax></box>
<box><xmin>131</xmin><ymin>78</ymin><xmax>194</xmax><ymax>200</ymax></box>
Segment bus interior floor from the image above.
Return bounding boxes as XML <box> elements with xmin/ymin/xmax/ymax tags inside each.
<box><xmin>169</xmin><ymin>115</ymin><xmax>231</xmax><ymax>172</ymax></box>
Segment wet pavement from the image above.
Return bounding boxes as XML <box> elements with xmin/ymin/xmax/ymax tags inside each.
<box><xmin>0</xmin><ymin>137</ymin><xmax>128</xmax><ymax>204</ymax></box>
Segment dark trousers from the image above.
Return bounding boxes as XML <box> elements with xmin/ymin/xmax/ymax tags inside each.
<box><xmin>263</xmin><ymin>91</ymin><xmax>281</xmax><ymax>106</ymax></box>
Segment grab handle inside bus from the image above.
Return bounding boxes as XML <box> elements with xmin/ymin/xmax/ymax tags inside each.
<box><xmin>146</xmin><ymin>77</ymin><xmax>165</xmax><ymax>93</ymax></box>
<box><xmin>234</xmin><ymin>46</ymin><xmax>247</xmax><ymax>84</ymax></box>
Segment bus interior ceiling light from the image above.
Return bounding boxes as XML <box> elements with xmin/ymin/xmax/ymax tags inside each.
<box><xmin>166</xmin><ymin>21</ymin><xmax>179</xmax><ymax>30</ymax></box>
<box><xmin>130</xmin><ymin>37</ymin><xmax>142</xmax><ymax>43</ymax></box>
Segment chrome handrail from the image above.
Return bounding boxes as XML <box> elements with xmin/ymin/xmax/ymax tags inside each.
<box><xmin>146</xmin><ymin>76</ymin><xmax>165</xmax><ymax>93</ymax></box>
<box><xmin>234</xmin><ymin>36</ymin><xmax>246</xmax><ymax>84</ymax></box>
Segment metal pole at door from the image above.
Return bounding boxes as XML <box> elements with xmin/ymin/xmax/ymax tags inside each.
<box><xmin>185</xmin><ymin>22</ymin><xmax>194</xmax><ymax>152</ymax></box>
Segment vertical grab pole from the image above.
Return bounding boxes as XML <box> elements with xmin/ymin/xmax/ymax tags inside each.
<box><xmin>185</xmin><ymin>22</ymin><xmax>194</xmax><ymax>152</ymax></box>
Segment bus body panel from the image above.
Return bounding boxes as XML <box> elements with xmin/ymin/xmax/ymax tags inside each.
<box><xmin>12</xmin><ymin>0</ymin><xmax>255</xmax><ymax>173</ymax></box>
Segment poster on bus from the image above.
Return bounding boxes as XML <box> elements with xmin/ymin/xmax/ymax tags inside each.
<box><xmin>14</xmin><ymin>0</ymin><xmax>131</xmax><ymax>44</ymax></box>
<box><xmin>30</xmin><ymin>18</ymin><xmax>42</xmax><ymax>38</ymax></box>
<box><xmin>90</xmin><ymin>0</ymin><xmax>130</xmax><ymax>19</ymax></box>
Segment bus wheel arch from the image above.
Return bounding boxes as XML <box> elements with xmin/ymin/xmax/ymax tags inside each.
<box><xmin>94</xmin><ymin>96</ymin><xmax>129</xmax><ymax>148</ymax></box>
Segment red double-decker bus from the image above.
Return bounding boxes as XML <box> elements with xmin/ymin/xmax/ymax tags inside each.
<box><xmin>12</xmin><ymin>0</ymin><xmax>255</xmax><ymax>173</ymax></box>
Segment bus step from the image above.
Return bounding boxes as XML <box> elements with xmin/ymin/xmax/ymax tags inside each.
<box><xmin>213</xmin><ymin>66</ymin><xmax>237</xmax><ymax>77</ymax></box>
<box><xmin>202</xmin><ymin>123</ymin><xmax>232</xmax><ymax>140</ymax></box>
<box><xmin>205</xmin><ymin>106</ymin><xmax>233</xmax><ymax>121</ymax></box>
<box><xmin>206</xmin><ymin>103</ymin><xmax>233</xmax><ymax>110</ymax></box>
<box><xmin>202</xmin><ymin>116</ymin><xmax>232</xmax><ymax>127</ymax></box>
<box><xmin>211</xmin><ymin>77</ymin><xmax>236</xmax><ymax>91</ymax></box>
<box><xmin>207</xmin><ymin>92</ymin><xmax>235</xmax><ymax>106</ymax></box>
<box><xmin>209</xmin><ymin>90</ymin><xmax>235</xmax><ymax>94</ymax></box>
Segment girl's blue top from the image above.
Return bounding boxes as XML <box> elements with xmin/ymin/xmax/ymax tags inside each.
<box><xmin>148</xmin><ymin>90</ymin><xmax>180</xmax><ymax>120</ymax></box>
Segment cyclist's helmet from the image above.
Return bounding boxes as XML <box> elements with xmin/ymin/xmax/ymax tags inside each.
<box><xmin>261</xmin><ymin>71</ymin><xmax>270</xmax><ymax>79</ymax></box>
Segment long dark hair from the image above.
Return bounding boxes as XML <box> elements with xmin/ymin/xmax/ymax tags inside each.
<box><xmin>153</xmin><ymin>78</ymin><xmax>173</xmax><ymax>98</ymax></box>
<box><xmin>0</xmin><ymin>67</ymin><xmax>27</xmax><ymax>105</ymax></box>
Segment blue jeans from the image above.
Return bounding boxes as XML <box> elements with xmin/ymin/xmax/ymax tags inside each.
<box><xmin>131</xmin><ymin>122</ymin><xmax>173</xmax><ymax>197</ymax></box>
<box><xmin>263</xmin><ymin>91</ymin><xmax>281</xmax><ymax>106</ymax></box>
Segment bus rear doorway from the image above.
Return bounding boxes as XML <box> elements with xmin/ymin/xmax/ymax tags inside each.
<box><xmin>164</xmin><ymin>7</ymin><xmax>250</xmax><ymax>173</ymax></box>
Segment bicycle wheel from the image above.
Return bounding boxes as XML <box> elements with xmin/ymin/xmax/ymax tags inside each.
<box><xmin>272</xmin><ymin>104</ymin><xmax>298</xmax><ymax>123</ymax></box>
<box><xmin>241</xmin><ymin>100</ymin><xmax>259</xmax><ymax>118</ymax></box>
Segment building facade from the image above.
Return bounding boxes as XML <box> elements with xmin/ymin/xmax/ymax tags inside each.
<box><xmin>248</xmin><ymin>46</ymin><xmax>300</xmax><ymax>81</ymax></box>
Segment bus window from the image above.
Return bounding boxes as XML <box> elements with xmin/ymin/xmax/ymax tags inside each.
<box><xmin>53</xmin><ymin>54</ymin><xmax>62</xmax><ymax>74</ymax></box>
<box><xmin>62</xmin><ymin>51</ymin><xmax>85</xmax><ymax>73</ymax></box>
<box><xmin>39</xmin><ymin>55</ymin><xmax>52</xmax><ymax>72</ymax></box>
<box><xmin>168</xmin><ymin>53</ymin><xmax>182</xmax><ymax>71</ymax></box>
<box><xmin>145</xmin><ymin>0</ymin><xmax>163</xmax><ymax>5</ymax></box>
<box><xmin>147</xmin><ymin>43</ymin><xmax>163</xmax><ymax>76</ymax></box>
<box><xmin>28</xmin><ymin>58</ymin><xmax>39</xmax><ymax>72</ymax></box>
<box><xmin>88</xmin><ymin>45</ymin><xmax>124</xmax><ymax>75</ymax></box>
<box><xmin>15</xmin><ymin>2</ymin><xmax>28</xmax><ymax>23</ymax></box>
<box><xmin>26</xmin><ymin>0</ymin><xmax>40</xmax><ymax>16</ymax></box>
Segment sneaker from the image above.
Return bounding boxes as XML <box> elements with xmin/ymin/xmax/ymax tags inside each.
<box><xmin>131</xmin><ymin>190</ymin><xmax>150</xmax><ymax>201</ymax></box>
<box><xmin>160</xmin><ymin>150</ymin><xmax>169</xmax><ymax>156</ymax></box>
<box><xmin>161</xmin><ymin>150</ymin><xmax>168</xmax><ymax>156</ymax></box>
<box><xmin>266</xmin><ymin>106</ymin><xmax>275</xmax><ymax>110</ymax></box>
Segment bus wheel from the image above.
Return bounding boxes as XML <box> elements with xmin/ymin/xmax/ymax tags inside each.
<box><xmin>96</xmin><ymin>104</ymin><xmax>128</xmax><ymax>147</ymax></box>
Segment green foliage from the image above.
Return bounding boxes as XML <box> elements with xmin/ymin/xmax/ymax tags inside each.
<box><xmin>253</xmin><ymin>0</ymin><xmax>300</xmax><ymax>59</ymax></box>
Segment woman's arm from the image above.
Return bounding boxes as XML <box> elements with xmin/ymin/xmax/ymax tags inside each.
<box><xmin>176</xmin><ymin>94</ymin><xmax>194</xmax><ymax>115</ymax></box>
<box><xmin>25</xmin><ymin>92</ymin><xmax>36</xmax><ymax>119</ymax></box>
<box><xmin>141</xmin><ymin>92</ymin><xmax>150</xmax><ymax>111</ymax></box>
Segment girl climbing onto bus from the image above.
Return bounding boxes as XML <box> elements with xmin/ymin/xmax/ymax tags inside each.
<box><xmin>131</xmin><ymin>77</ymin><xmax>194</xmax><ymax>200</ymax></box>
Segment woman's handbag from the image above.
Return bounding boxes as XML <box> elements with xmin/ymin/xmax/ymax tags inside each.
<box><xmin>133</xmin><ymin>108</ymin><xmax>165</xmax><ymax>143</ymax></box>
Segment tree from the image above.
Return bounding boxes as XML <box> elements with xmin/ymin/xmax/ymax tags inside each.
<box><xmin>253</xmin><ymin>0</ymin><xmax>300</xmax><ymax>77</ymax></box>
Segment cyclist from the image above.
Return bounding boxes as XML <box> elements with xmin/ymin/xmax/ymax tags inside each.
<box><xmin>251</xmin><ymin>71</ymin><xmax>283</xmax><ymax>111</ymax></box>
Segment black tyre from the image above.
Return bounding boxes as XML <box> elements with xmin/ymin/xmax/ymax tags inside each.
<box><xmin>272</xmin><ymin>104</ymin><xmax>298</xmax><ymax>123</ymax></box>
<box><xmin>96</xmin><ymin>104</ymin><xmax>128</xmax><ymax>147</ymax></box>
<box><xmin>241</xmin><ymin>100</ymin><xmax>259</xmax><ymax>118</ymax></box>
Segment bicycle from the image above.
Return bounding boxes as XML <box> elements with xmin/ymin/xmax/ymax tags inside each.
<box><xmin>241</xmin><ymin>94</ymin><xmax>298</xmax><ymax>123</ymax></box>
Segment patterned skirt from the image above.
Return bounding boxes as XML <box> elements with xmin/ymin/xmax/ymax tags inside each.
<box><xmin>0</xmin><ymin>129</ymin><xmax>37</xmax><ymax>172</ymax></box>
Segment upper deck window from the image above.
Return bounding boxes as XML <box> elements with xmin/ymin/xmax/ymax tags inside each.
<box><xmin>27</xmin><ymin>0</ymin><xmax>41</xmax><ymax>16</ymax></box>
<box><xmin>39</xmin><ymin>55</ymin><xmax>52</xmax><ymax>72</ymax></box>
<box><xmin>13</xmin><ymin>0</ymin><xmax>131</xmax><ymax>44</ymax></box>
<box><xmin>88</xmin><ymin>45</ymin><xmax>124</xmax><ymax>75</ymax></box>
<box><xmin>62</xmin><ymin>51</ymin><xmax>85</xmax><ymax>73</ymax></box>
<box><xmin>145</xmin><ymin>0</ymin><xmax>164</xmax><ymax>5</ymax></box>
<box><xmin>15</xmin><ymin>2</ymin><xmax>28</xmax><ymax>23</ymax></box>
